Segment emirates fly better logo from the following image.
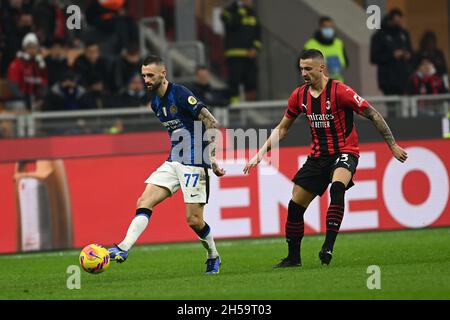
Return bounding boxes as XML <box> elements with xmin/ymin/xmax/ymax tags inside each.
<box><xmin>307</xmin><ymin>113</ymin><xmax>335</xmax><ymax>128</ymax></box>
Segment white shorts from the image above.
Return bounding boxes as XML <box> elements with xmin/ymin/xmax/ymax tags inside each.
<box><xmin>145</xmin><ymin>161</ymin><xmax>210</xmax><ymax>203</ymax></box>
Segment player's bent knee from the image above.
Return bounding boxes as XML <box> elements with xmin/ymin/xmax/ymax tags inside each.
<box><xmin>136</xmin><ymin>195</ymin><xmax>157</xmax><ymax>210</ymax></box>
<box><xmin>292</xmin><ymin>187</ymin><xmax>314</xmax><ymax>208</ymax></box>
<box><xmin>186</xmin><ymin>215</ymin><xmax>202</xmax><ymax>229</ymax></box>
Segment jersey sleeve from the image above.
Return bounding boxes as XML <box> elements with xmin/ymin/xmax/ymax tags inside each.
<box><xmin>7</xmin><ymin>59</ymin><xmax>22</xmax><ymax>83</ymax></box>
<box><xmin>336</xmin><ymin>83</ymin><xmax>370</xmax><ymax>114</ymax></box>
<box><xmin>177</xmin><ymin>86</ymin><xmax>206</xmax><ymax>119</ymax></box>
<box><xmin>284</xmin><ymin>88</ymin><xmax>302</xmax><ymax>119</ymax></box>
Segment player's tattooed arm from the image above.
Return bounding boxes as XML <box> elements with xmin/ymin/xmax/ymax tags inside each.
<box><xmin>198</xmin><ymin>108</ymin><xmax>226</xmax><ymax>176</ymax></box>
<box><xmin>361</xmin><ymin>105</ymin><xmax>396</xmax><ymax>147</ymax></box>
<box><xmin>360</xmin><ymin>105</ymin><xmax>408</xmax><ymax>163</ymax></box>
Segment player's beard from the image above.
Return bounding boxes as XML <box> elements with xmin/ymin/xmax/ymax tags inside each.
<box><xmin>146</xmin><ymin>78</ymin><xmax>163</xmax><ymax>93</ymax></box>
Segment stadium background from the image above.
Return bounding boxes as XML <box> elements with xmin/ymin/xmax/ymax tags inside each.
<box><xmin>0</xmin><ymin>0</ymin><xmax>449</xmax><ymax>256</ymax></box>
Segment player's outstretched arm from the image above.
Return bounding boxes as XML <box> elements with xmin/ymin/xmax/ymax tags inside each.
<box><xmin>243</xmin><ymin>116</ymin><xmax>296</xmax><ymax>174</ymax></box>
<box><xmin>198</xmin><ymin>107</ymin><xmax>226</xmax><ymax>177</ymax></box>
<box><xmin>360</xmin><ymin>105</ymin><xmax>408</xmax><ymax>163</ymax></box>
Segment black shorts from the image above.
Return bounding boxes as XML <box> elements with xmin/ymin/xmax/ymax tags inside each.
<box><xmin>292</xmin><ymin>153</ymin><xmax>359</xmax><ymax>196</ymax></box>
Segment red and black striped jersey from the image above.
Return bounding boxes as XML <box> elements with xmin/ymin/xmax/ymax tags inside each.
<box><xmin>284</xmin><ymin>79</ymin><xmax>369</xmax><ymax>158</ymax></box>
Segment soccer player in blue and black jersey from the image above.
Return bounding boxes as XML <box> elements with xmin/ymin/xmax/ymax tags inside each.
<box><xmin>109</xmin><ymin>55</ymin><xmax>226</xmax><ymax>274</ymax></box>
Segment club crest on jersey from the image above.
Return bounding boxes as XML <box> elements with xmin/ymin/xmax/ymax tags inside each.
<box><xmin>170</xmin><ymin>105</ymin><xmax>178</xmax><ymax>115</ymax></box>
<box><xmin>188</xmin><ymin>96</ymin><xmax>198</xmax><ymax>105</ymax></box>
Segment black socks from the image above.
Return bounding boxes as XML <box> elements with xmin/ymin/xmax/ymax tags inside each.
<box><xmin>323</xmin><ymin>181</ymin><xmax>346</xmax><ymax>251</ymax></box>
<box><xmin>286</xmin><ymin>200</ymin><xmax>307</xmax><ymax>262</ymax></box>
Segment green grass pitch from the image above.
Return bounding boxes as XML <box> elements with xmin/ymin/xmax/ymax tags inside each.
<box><xmin>1</xmin><ymin>228</ymin><xmax>449</xmax><ymax>300</ymax></box>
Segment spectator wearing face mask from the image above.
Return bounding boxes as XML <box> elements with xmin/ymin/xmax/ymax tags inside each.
<box><xmin>415</xmin><ymin>31</ymin><xmax>449</xmax><ymax>91</ymax></box>
<box><xmin>407</xmin><ymin>56</ymin><xmax>447</xmax><ymax>95</ymax></box>
<box><xmin>304</xmin><ymin>16</ymin><xmax>349</xmax><ymax>82</ymax></box>
<box><xmin>415</xmin><ymin>31</ymin><xmax>448</xmax><ymax>77</ymax></box>
<box><xmin>42</xmin><ymin>70</ymin><xmax>89</xmax><ymax>111</ymax></box>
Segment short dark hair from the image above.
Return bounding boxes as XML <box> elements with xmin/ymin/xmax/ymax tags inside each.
<box><xmin>300</xmin><ymin>49</ymin><xmax>324</xmax><ymax>61</ymax></box>
<box><xmin>419</xmin><ymin>31</ymin><xmax>437</xmax><ymax>54</ymax></box>
<box><xmin>142</xmin><ymin>54</ymin><xmax>165</xmax><ymax>67</ymax></box>
<box><xmin>85</xmin><ymin>39</ymin><xmax>99</xmax><ymax>48</ymax></box>
<box><xmin>125</xmin><ymin>43</ymin><xmax>140</xmax><ymax>55</ymax></box>
<box><xmin>195</xmin><ymin>65</ymin><xmax>208</xmax><ymax>73</ymax></box>
<box><xmin>49</xmin><ymin>37</ymin><xmax>66</xmax><ymax>47</ymax></box>
<box><xmin>319</xmin><ymin>16</ymin><xmax>333</xmax><ymax>26</ymax></box>
<box><xmin>388</xmin><ymin>8</ymin><xmax>403</xmax><ymax>20</ymax></box>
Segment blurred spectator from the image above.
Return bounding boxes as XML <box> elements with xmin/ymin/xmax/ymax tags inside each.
<box><xmin>7</xmin><ymin>32</ymin><xmax>48</xmax><ymax>111</ymax></box>
<box><xmin>415</xmin><ymin>31</ymin><xmax>449</xmax><ymax>90</ymax></box>
<box><xmin>190</xmin><ymin>66</ymin><xmax>230</xmax><ymax>127</ymax></box>
<box><xmin>0</xmin><ymin>22</ymin><xmax>5</xmax><ymax>75</ymax></box>
<box><xmin>42</xmin><ymin>70</ymin><xmax>89</xmax><ymax>111</ymax></box>
<box><xmin>84</xmin><ymin>73</ymin><xmax>116</xmax><ymax>109</ymax></box>
<box><xmin>370</xmin><ymin>9</ymin><xmax>413</xmax><ymax>96</ymax></box>
<box><xmin>73</xmin><ymin>40</ymin><xmax>112</xmax><ymax>92</ymax></box>
<box><xmin>45</xmin><ymin>37</ymin><xmax>69</xmax><ymax>86</ymax></box>
<box><xmin>105</xmin><ymin>71</ymin><xmax>146</xmax><ymax>134</ymax></box>
<box><xmin>0</xmin><ymin>0</ymin><xmax>34</xmax><ymax>76</ymax></box>
<box><xmin>0</xmin><ymin>118</ymin><xmax>15</xmax><ymax>138</ymax></box>
<box><xmin>407</xmin><ymin>56</ymin><xmax>447</xmax><ymax>95</ymax></box>
<box><xmin>85</xmin><ymin>0</ymin><xmax>139</xmax><ymax>55</ymax></box>
<box><xmin>416</xmin><ymin>31</ymin><xmax>448</xmax><ymax>76</ymax></box>
<box><xmin>32</xmin><ymin>0</ymin><xmax>66</xmax><ymax>47</ymax></box>
<box><xmin>111</xmin><ymin>43</ymin><xmax>141</xmax><ymax>92</ymax></box>
<box><xmin>221</xmin><ymin>0</ymin><xmax>261</xmax><ymax>103</ymax></box>
<box><xmin>190</xmin><ymin>66</ymin><xmax>230</xmax><ymax>107</ymax></box>
<box><xmin>161</xmin><ymin>0</ymin><xmax>175</xmax><ymax>41</ymax></box>
<box><xmin>407</xmin><ymin>56</ymin><xmax>448</xmax><ymax>117</ymax></box>
<box><xmin>304</xmin><ymin>16</ymin><xmax>349</xmax><ymax>82</ymax></box>
<box><xmin>115</xmin><ymin>73</ymin><xmax>146</xmax><ymax>107</ymax></box>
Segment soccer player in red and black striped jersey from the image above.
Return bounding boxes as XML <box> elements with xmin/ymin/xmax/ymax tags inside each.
<box><xmin>244</xmin><ymin>49</ymin><xmax>408</xmax><ymax>267</ymax></box>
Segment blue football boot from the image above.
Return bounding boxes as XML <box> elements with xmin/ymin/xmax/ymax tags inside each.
<box><xmin>108</xmin><ymin>244</ymin><xmax>128</xmax><ymax>263</ymax></box>
<box><xmin>205</xmin><ymin>256</ymin><xmax>221</xmax><ymax>275</ymax></box>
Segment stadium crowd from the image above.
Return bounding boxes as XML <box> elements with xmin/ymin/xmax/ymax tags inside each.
<box><xmin>0</xmin><ymin>0</ymin><xmax>143</xmax><ymax>113</ymax></box>
<box><xmin>0</xmin><ymin>1</ymin><xmax>448</xmax><ymax>138</ymax></box>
